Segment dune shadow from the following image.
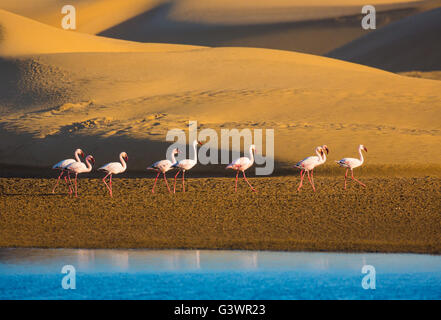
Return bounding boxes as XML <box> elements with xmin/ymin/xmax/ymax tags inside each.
<box><xmin>328</xmin><ymin>7</ymin><xmax>441</xmax><ymax>72</ymax></box>
<box><xmin>99</xmin><ymin>2</ymin><xmax>420</xmax><ymax>55</ymax></box>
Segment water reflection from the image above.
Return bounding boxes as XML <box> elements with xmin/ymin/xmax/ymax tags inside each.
<box><xmin>0</xmin><ymin>248</ymin><xmax>440</xmax><ymax>275</ymax></box>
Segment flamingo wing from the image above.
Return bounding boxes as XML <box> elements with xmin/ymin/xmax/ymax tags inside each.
<box><xmin>66</xmin><ymin>161</ymin><xmax>87</xmax><ymax>173</ymax></box>
<box><xmin>174</xmin><ymin>159</ymin><xmax>196</xmax><ymax>170</ymax></box>
<box><xmin>295</xmin><ymin>156</ymin><xmax>320</xmax><ymax>170</ymax></box>
<box><xmin>149</xmin><ymin>160</ymin><xmax>172</xmax><ymax>172</ymax></box>
<box><xmin>99</xmin><ymin>162</ymin><xmax>124</xmax><ymax>174</ymax></box>
<box><xmin>227</xmin><ymin>157</ymin><xmax>251</xmax><ymax>170</ymax></box>
<box><xmin>53</xmin><ymin>159</ymin><xmax>75</xmax><ymax>169</ymax></box>
<box><xmin>336</xmin><ymin>158</ymin><xmax>361</xmax><ymax>168</ymax></box>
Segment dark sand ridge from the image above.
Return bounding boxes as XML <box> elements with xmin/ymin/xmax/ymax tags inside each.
<box><xmin>99</xmin><ymin>0</ymin><xmax>441</xmax><ymax>56</ymax></box>
<box><xmin>328</xmin><ymin>6</ymin><xmax>441</xmax><ymax>73</ymax></box>
<box><xmin>0</xmin><ymin>177</ymin><xmax>440</xmax><ymax>253</ymax></box>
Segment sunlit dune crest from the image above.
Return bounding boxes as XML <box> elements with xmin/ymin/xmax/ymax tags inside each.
<box><xmin>0</xmin><ymin>9</ymin><xmax>202</xmax><ymax>56</ymax></box>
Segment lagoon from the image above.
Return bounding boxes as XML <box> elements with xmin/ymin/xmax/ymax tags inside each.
<box><xmin>0</xmin><ymin>249</ymin><xmax>440</xmax><ymax>300</ymax></box>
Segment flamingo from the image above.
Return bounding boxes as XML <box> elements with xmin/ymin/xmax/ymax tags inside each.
<box><xmin>294</xmin><ymin>145</ymin><xmax>328</xmax><ymax>192</ymax></box>
<box><xmin>226</xmin><ymin>144</ymin><xmax>257</xmax><ymax>192</ymax></box>
<box><xmin>336</xmin><ymin>144</ymin><xmax>368</xmax><ymax>189</ymax></box>
<box><xmin>65</xmin><ymin>155</ymin><xmax>95</xmax><ymax>197</ymax></box>
<box><xmin>319</xmin><ymin>145</ymin><xmax>329</xmax><ymax>165</ymax></box>
<box><xmin>172</xmin><ymin>140</ymin><xmax>202</xmax><ymax>193</ymax></box>
<box><xmin>147</xmin><ymin>148</ymin><xmax>180</xmax><ymax>194</ymax></box>
<box><xmin>98</xmin><ymin>152</ymin><xmax>128</xmax><ymax>197</ymax></box>
<box><xmin>51</xmin><ymin>148</ymin><xmax>85</xmax><ymax>194</ymax></box>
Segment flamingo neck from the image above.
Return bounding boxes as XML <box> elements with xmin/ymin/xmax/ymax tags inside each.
<box><xmin>171</xmin><ymin>152</ymin><xmax>177</xmax><ymax>165</ymax></box>
<box><xmin>85</xmin><ymin>159</ymin><xmax>93</xmax><ymax>172</ymax></box>
<box><xmin>315</xmin><ymin>148</ymin><xmax>321</xmax><ymax>159</ymax></box>
<box><xmin>192</xmin><ymin>141</ymin><xmax>198</xmax><ymax>162</ymax></box>
<box><xmin>74</xmin><ymin>151</ymin><xmax>82</xmax><ymax>162</ymax></box>
<box><xmin>120</xmin><ymin>154</ymin><xmax>127</xmax><ymax>169</ymax></box>
<box><xmin>358</xmin><ymin>147</ymin><xmax>364</xmax><ymax>164</ymax></box>
<box><xmin>249</xmin><ymin>146</ymin><xmax>254</xmax><ymax>164</ymax></box>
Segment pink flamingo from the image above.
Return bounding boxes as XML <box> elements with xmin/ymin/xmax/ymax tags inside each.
<box><xmin>65</xmin><ymin>155</ymin><xmax>95</xmax><ymax>197</ymax></box>
<box><xmin>294</xmin><ymin>145</ymin><xmax>328</xmax><ymax>192</ymax></box>
<box><xmin>226</xmin><ymin>144</ymin><xmax>257</xmax><ymax>192</ymax></box>
<box><xmin>98</xmin><ymin>152</ymin><xmax>128</xmax><ymax>197</ymax></box>
<box><xmin>336</xmin><ymin>144</ymin><xmax>368</xmax><ymax>189</ymax></box>
<box><xmin>51</xmin><ymin>148</ymin><xmax>84</xmax><ymax>194</ymax></box>
<box><xmin>147</xmin><ymin>148</ymin><xmax>180</xmax><ymax>193</ymax></box>
<box><xmin>173</xmin><ymin>140</ymin><xmax>202</xmax><ymax>193</ymax></box>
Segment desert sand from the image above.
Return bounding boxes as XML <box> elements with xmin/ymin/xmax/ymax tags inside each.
<box><xmin>3</xmin><ymin>0</ymin><xmax>438</xmax><ymax>55</ymax></box>
<box><xmin>0</xmin><ymin>9</ymin><xmax>201</xmax><ymax>56</ymax></box>
<box><xmin>1</xmin><ymin>177</ymin><xmax>440</xmax><ymax>253</ymax></box>
<box><xmin>1</xmin><ymin>6</ymin><xmax>440</xmax><ymax>174</ymax></box>
<box><xmin>0</xmin><ymin>1</ymin><xmax>440</xmax><ymax>252</ymax></box>
<box><xmin>0</xmin><ymin>0</ymin><xmax>162</xmax><ymax>34</ymax></box>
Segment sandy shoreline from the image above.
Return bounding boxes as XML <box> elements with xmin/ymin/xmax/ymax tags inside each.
<box><xmin>1</xmin><ymin>177</ymin><xmax>440</xmax><ymax>253</ymax></box>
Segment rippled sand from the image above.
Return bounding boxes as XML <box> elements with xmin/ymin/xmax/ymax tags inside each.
<box><xmin>1</xmin><ymin>176</ymin><xmax>439</xmax><ymax>253</ymax></box>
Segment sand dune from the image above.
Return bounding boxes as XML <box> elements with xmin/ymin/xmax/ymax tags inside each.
<box><xmin>328</xmin><ymin>7</ymin><xmax>441</xmax><ymax>72</ymax></box>
<box><xmin>0</xmin><ymin>9</ymin><xmax>201</xmax><ymax>56</ymax></box>
<box><xmin>1</xmin><ymin>0</ymin><xmax>422</xmax><ymax>28</ymax></box>
<box><xmin>0</xmin><ymin>0</ymin><xmax>163</xmax><ymax>34</ymax></box>
<box><xmin>2</xmin><ymin>1</ymin><xmax>438</xmax><ymax>56</ymax></box>
<box><xmin>0</xmin><ymin>7</ymin><xmax>440</xmax><ymax>174</ymax></box>
<box><xmin>1</xmin><ymin>48</ymin><xmax>440</xmax><ymax>171</ymax></box>
<box><xmin>161</xmin><ymin>0</ymin><xmax>422</xmax><ymax>25</ymax></box>
<box><xmin>100</xmin><ymin>0</ymin><xmax>439</xmax><ymax>55</ymax></box>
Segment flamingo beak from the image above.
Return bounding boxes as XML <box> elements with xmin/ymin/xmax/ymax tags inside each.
<box><xmin>364</xmin><ymin>147</ymin><xmax>368</xmax><ymax>152</ymax></box>
<box><xmin>325</xmin><ymin>147</ymin><xmax>329</xmax><ymax>154</ymax></box>
<box><xmin>91</xmin><ymin>157</ymin><xmax>95</xmax><ymax>165</ymax></box>
<box><xmin>125</xmin><ymin>156</ymin><xmax>129</xmax><ymax>161</ymax></box>
<box><xmin>198</xmin><ymin>141</ymin><xmax>203</xmax><ymax>145</ymax></box>
<box><xmin>81</xmin><ymin>152</ymin><xmax>85</xmax><ymax>158</ymax></box>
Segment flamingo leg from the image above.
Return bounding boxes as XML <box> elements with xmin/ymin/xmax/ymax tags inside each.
<box><xmin>163</xmin><ymin>172</ymin><xmax>171</xmax><ymax>193</ymax></box>
<box><xmin>242</xmin><ymin>171</ymin><xmax>256</xmax><ymax>192</ymax></box>
<box><xmin>52</xmin><ymin>170</ymin><xmax>64</xmax><ymax>193</ymax></box>
<box><xmin>306</xmin><ymin>171</ymin><xmax>315</xmax><ymax>192</ymax></box>
<box><xmin>67</xmin><ymin>171</ymin><xmax>74</xmax><ymax>196</ymax></box>
<box><xmin>152</xmin><ymin>172</ymin><xmax>160</xmax><ymax>193</ymax></box>
<box><xmin>74</xmin><ymin>173</ymin><xmax>78</xmax><ymax>198</ymax></box>
<box><xmin>64</xmin><ymin>175</ymin><xmax>72</xmax><ymax>195</ymax></box>
<box><xmin>102</xmin><ymin>173</ymin><xmax>112</xmax><ymax>196</ymax></box>
<box><xmin>173</xmin><ymin>170</ymin><xmax>181</xmax><ymax>193</ymax></box>
<box><xmin>297</xmin><ymin>170</ymin><xmax>305</xmax><ymax>191</ymax></box>
<box><xmin>311</xmin><ymin>169</ymin><xmax>315</xmax><ymax>191</ymax></box>
<box><xmin>182</xmin><ymin>171</ymin><xmax>185</xmax><ymax>193</ymax></box>
<box><xmin>235</xmin><ymin>170</ymin><xmax>239</xmax><ymax>193</ymax></box>
<box><xmin>344</xmin><ymin>168</ymin><xmax>349</xmax><ymax>190</ymax></box>
<box><xmin>351</xmin><ymin>170</ymin><xmax>366</xmax><ymax>188</ymax></box>
<box><xmin>109</xmin><ymin>174</ymin><xmax>113</xmax><ymax>197</ymax></box>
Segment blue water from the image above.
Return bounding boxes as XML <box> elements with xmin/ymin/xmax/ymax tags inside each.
<box><xmin>0</xmin><ymin>249</ymin><xmax>440</xmax><ymax>299</ymax></box>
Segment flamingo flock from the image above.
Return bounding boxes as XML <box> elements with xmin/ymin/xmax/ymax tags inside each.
<box><xmin>51</xmin><ymin>142</ymin><xmax>368</xmax><ymax>197</ymax></box>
